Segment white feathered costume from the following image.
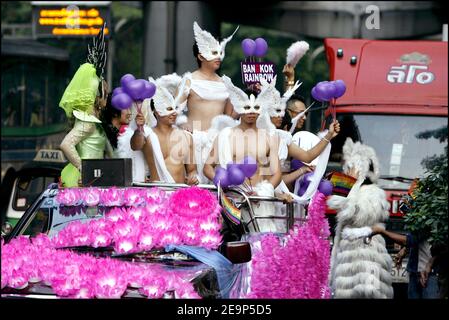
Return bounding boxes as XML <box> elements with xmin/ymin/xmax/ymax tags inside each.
<box><xmin>328</xmin><ymin>138</ymin><xmax>393</xmax><ymax>299</ymax></box>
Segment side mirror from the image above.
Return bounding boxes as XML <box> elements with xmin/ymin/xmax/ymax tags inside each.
<box><xmin>223</xmin><ymin>241</ymin><xmax>252</xmax><ymax>264</ymax></box>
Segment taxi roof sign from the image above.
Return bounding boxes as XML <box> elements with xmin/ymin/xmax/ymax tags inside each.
<box><xmin>34</xmin><ymin>149</ymin><xmax>67</xmax><ymax>163</ymax></box>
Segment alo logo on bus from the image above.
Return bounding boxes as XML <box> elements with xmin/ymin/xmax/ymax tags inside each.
<box><xmin>387</xmin><ymin>52</ymin><xmax>434</xmax><ymax>85</ymax></box>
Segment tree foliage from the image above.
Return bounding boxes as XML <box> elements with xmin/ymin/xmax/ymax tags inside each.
<box><xmin>403</xmin><ymin>126</ymin><xmax>448</xmax><ymax>246</ymax></box>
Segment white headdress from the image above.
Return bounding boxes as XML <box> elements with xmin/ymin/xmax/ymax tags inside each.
<box><xmin>342</xmin><ymin>138</ymin><xmax>380</xmax><ymax>186</ymax></box>
<box><xmin>222</xmin><ymin>75</ymin><xmax>273</xmax><ymax>115</ymax></box>
<box><xmin>259</xmin><ymin>76</ymin><xmax>301</xmax><ymax>118</ymax></box>
<box><xmin>193</xmin><ymin>21</ymin><xmax>239</xmax><ymax>61</ymax></box>
<box><xmin>145</xmin><ymin>73</ymin><xmax>189</xmax><ymax>126</ymax></box>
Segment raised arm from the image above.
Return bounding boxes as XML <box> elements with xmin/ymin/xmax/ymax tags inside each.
<box><xmin>130</xmin><ymin>113</ymin><xmax>146</xmax><ymax>151</ymax></box>
<box><xmin>288</xmin><ymin>120</ymin><xmax>340</xmax><ymax>163</ymax></box>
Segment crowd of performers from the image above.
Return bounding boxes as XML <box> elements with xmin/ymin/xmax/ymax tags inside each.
<box><xmin>57</xmin><ymin>23</ymin><xmax>397</xmax><ymax>298</ymax></box>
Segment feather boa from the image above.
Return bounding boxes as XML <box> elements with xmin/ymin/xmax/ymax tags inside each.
<box><xmin>241</xmin><ymin>192</ymin><xmax>331</xmax><ymax>298</ymax></box>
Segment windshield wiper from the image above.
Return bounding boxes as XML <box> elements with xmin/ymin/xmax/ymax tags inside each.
<box><xmin>379</xmin><ymin>175</ymin><xmax>414</xmax><ymax>183</ymax></box>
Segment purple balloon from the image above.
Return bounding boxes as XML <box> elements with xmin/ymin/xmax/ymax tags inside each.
<box><xmin>123</xmin><ymin>79</ymin><xmax>146</xmax><ymax>101</ymax></box>
<box><xmin>213</xmin><ymin>167</ymin><xmax>230</xmax><ymax>188</ymax></box>
<box><xmin>120</xmin><ymin>74</ymin><xmax>135</xmax><ymax>88</ymax></box>
<box><xmin>227</xmin><ymin>162</ymin><xmax>240</xmax><ymax>171</ymax></box>
<box><xmin>112</xmin><ymin>87</ymin><xmax>125</xmax><ymax>97</ymax></box>
<box><xmin>333</xmin><ymin>80</ymin><xmax>346</xmax><ymax>98</ymax></box>
<box><xmin>241</xmin><ymin>38</ymin><xmax>256</xmax><ymax>57</ymax></box>
<box><xmin>315</xmin><ymin>82</ymin><xmax>334</xmax><ymax>102</ymax></box>
<box><xmin>239</xmin><ymin>156</ymin><xmax>258</xmax><ymax>178</ymax></box>
<box><xmin>111</xmin><ymin>93</ymin><xmax>133</xmax><ymax>110</ymax></box>
<box><xmin>227</xmin><ymin>166</ymin><xmax>246</xmax><ymax>186</ymax></box>
<box><xmin>318</xmin><ymin>179</ymin><xmax>333</xmax><ymax>196</ymax></box>
<box><xmin>142</xmin><ymin>81</ymin><xmax>156</xmax><ymax>100</ymax></box>
<box><xmin>254</xmin><ymin>38</ymin><xmax>268</xmax><ymax>57</ymax></box>
<box><xmin>311</xmin><ymin>86</ymin><xmax>323</xmax><ymax>102</ymax></box>
<box><xmin>291</xmin><ymin>159</ymin><xmax>304</xmax><ymax>171</ymax></box>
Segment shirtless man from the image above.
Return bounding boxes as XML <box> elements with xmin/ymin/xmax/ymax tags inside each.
<box><xmin>178</xmin><ymin>22</ymin><xmax>239</xmax><ymax>132</ymax></box>
<box><xmin>174</xmin><ymin>22</ymin><xmax>239</xmax><ymax>183</ymax></box>
<box><xmin>203</xmin><ymin>79</ymin><xmax>283</xmax><ymax>232</ymax></box>
<box><xmin>130</xmin><ymin>81</ymin><xmax>198</xmax><ymax>185</ymax></box>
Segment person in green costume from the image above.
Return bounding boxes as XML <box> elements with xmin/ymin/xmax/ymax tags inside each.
<box><xmin>59</xmin><ymin>24</ymin><xmax>111</xmax><ymax>187</ymax></box>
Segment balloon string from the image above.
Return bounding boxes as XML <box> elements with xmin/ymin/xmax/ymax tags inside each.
<box><xmin>332</xmin><ymin>98</ymin><xmax>336</xmax><ymax>122</ymax></box>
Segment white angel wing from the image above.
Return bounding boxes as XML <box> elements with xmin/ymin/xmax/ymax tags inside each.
<box><xmin>256</xmin><ymin>112</ymin><xmax>276</xmax><ymax>134</ymax></box>
<box><xmin>193</xmin><ymin>21</ymin><xmax>219</xmax><ymax>55</ymax></box>
<box><xmin>174</xmin><ymin>75</ymin><xmax>189</xmax><ymax>112</ymax></box>
<box><xmin>221</xmin><ymin>75</ymin><xmax>250</xmax><ymax>111</ymax></box>
<box><xmin>155</xmin><ymin>73</ymin><xmax>182</xmax><ymax>97</ymax></box>
<box><xmin>220</xmin><ymin>25</ymin><xmax>239</xmax><ymax>51</ymax></box>
<box><xmin>281</xmin><ymin>80</ymin><xmax>302</xmax><ymax>105</ymax></box>
<box><xmin>257</xmin><ymin>76</ymin><xmax>281</xmax><ymax>113</ymax></box>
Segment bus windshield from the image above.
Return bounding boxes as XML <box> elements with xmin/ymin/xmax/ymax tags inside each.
<box><xmin>327</xmin><ymin>114</ymin><xmax>447</xmax><ymax>190</ymax></box>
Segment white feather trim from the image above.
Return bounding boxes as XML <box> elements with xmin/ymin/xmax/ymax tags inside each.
<box><xmin>286</xmin><ymin>41</ymin><xmax>310</xmax><ymax>68</ymax></box>
<box><xmin>342</xmin><ymin>227</ymin><xmax>373</xmax><ymax>240</ymax></box>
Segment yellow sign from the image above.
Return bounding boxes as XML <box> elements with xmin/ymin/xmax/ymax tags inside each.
<box><xmin>32</xmin><ymin>4</ymin><xmax>110</xmax><ymax>38</ymax></box>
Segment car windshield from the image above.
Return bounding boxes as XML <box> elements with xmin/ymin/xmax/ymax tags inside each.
<box><xmin>20</xmin><ymin>193</ymin><xmax>105</xmax><ymax>239</ymax></box>
<box><xmin>327</xmin><ymin>114</ymin><xmax>447</xmax><ymax>190</ymax></box>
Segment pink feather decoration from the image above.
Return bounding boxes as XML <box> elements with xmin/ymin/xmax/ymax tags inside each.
<box><xmin>286</xmin><ymin>41</ymin><xmax>310</xmax><ymax>68</ymax></box>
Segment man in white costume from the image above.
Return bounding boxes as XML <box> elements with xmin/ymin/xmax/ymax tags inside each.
<box><xmin>130</xmin><ymin>76</ymin><xmax>199</xmax><ymax>185</ymax></box>
<box><xmin>176</xmin><ymin>21</ymin><xmax>240</xmax><ymax>183</ymax></box>
<box><xmin>203</xmin><ymin>77</ymin><xmax>283</xmax><ymax>233</ymax></box>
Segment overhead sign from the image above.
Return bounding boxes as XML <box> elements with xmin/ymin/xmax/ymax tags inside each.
<box><xmin>241</xmin><ymin>62</ymin><xmax>276</xmax><ymax>86</ymax></box>
<box><xmin>31</xmin><ymin>1</ymin><xmax>111</xmax><ymax>37</ymax></box>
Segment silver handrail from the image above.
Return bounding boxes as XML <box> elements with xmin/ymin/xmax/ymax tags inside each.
<box><xmin>132</xmin><ymin>182</ymin><xmax>295</xmax><ymax>234</ymax></box>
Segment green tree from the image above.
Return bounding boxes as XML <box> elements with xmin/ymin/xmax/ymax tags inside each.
<box><xmin>403</xmin><ymin>125</ymin><xmax>448</xmax><ymax>246</ymax></box>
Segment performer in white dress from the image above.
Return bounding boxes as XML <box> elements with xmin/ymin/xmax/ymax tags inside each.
<box><xmin>175</xmin><ymin>21</ymin><xmax>240</xmax><ymax>183</ymax></box>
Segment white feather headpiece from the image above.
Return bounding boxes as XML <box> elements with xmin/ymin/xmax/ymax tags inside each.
<box><xmin>259</xmin><ymin>76</ymin><xmax>302</xmax><ymax>118</ymax></box>
<box><xmin>342</xmin><ymin>138</ymin><xmax>380</xmax><ymax>185</ymax></box>
<box><xmin>222</xmin><ymin>75</ymin><xmax>272</xmax><ymax>115</ymax></box>
<box><xmin>147</xmin><ymin>74</ymin><xmax>188</xmax><ymax>121</ymax></box>
<box><xmin>286</xmin><ymin>41</ymin><xmax>310</xmax><ymax>68</ymax></box>
<box><xmin>193</xmin><ymin>21</ymin><xmax>239</xmax><ymax>61</ymax></box>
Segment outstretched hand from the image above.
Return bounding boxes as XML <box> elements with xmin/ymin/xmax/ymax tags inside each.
<box><xmin>327</xmin><ymin>120</ymin><xmax>341</xmax><ymax>139</ymax></box>
<box><xmin>135</xmin><ymin>113</ymin><xmax>145</xmax><ymax>128</ymax></box>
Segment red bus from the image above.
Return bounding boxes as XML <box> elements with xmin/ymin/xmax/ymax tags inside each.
<box><xmin>323</xmin><ymin>38</ymin><xmax>448</xmax><ymax>286</ymax></box>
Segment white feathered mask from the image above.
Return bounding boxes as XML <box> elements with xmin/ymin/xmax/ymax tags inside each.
<box><xmin>193</xmin><ymin>21</ymin><xmax>239</xmax><ymax>61</ymax></box>
<box><xmin>259</xmin><ymin>76</ymin><xmax>301</xmax><ymax>118</ymax></box>
<box><xmin>147</xmin><ymin>73</ymin><xmax>188</xmax><ymax>118</ymax></box>
<box><xmin>222</xmin><ymin>75</ymin><xmax>273</xmax><ymax>115</ymax></box>
<box><xmin>342</xmin><ymin>138</ymin><xmax>380</xmax><ymax>184</ymax></box>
